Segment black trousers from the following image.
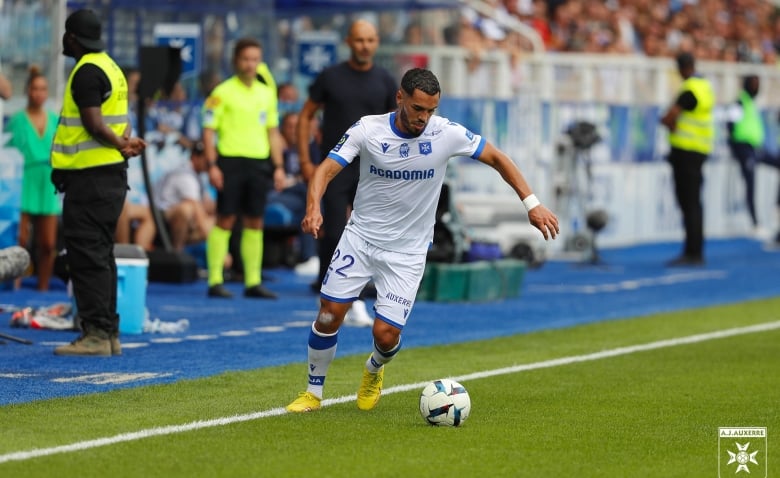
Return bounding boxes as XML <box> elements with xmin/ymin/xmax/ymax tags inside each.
<box><xmin>759</xmin><ymin>151</ymin><xmax>780</xmax><ymax>206</ymax></box>
<box><xmin>317</xmin><ymin>159</ymin><xmax>359</xmax><ymax>284</ymax></box>
<box><xmin>668</xmin><ymin>148</ymin><xmax>707</xmax><ymax>258</ymax></box>
<box><xmin>52</xmin><ymin>164</ymin><xmax>127</xmax><ymax>337</ymax></box>
<box><xmin>728</xmin><ymin>141</ymin><xmax>758</xmax><ymax>226</ymax></box>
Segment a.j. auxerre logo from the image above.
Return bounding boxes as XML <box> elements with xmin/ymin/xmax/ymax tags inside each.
<box><xmin>718</xmin><ymin>427</ymin><xmax>767</xmax><ymax>477</ymax></box>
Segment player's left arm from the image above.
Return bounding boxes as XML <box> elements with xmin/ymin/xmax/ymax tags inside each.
<box><xmin>477</xmin><ymin>142</ymin><xmax>559</xmax><ymax>240</ymax></box>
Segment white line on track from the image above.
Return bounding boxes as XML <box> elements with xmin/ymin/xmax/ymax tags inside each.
<box><xmin>2</xmin><ymin>320</ymin><xmax>778</xmax><ymax>465</ymax></box>
<box><xmin>527</xmin><ymin>270</ymin><xmax>728</xmax><ymax>294</ymax></box>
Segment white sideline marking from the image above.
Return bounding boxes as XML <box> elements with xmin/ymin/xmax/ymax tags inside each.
<box><xmin>1</xmin><ymin>320</ymin><xmax>778</xmax><ymax>465</ymax></box>
<box><xmin>52</xmin><ymin>373</ymin><xmax>171</xmax><ymax>385</ymax></box>
<box><xmin>528</xmin><ymin>270</ymin><xmax>727</xmax><ymax>294</ymax></box>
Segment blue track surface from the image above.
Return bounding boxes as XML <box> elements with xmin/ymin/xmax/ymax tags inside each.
<box><xmin>1</xmin><ymin>238</ymin><xmax>779</xmax><ymax>405</ymax></box>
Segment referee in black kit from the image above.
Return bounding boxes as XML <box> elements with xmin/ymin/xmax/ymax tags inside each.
<box><xmin>51</xmin><ymin>9</ymin><xmax>146</xmax><ymax>356</ymax></box>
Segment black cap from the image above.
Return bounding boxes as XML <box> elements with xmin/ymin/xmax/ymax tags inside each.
<box><xmin>65</xmin><ymin>9</ymin><xmax>105</xmax><ymax>51</ymax></box>
<box><xmin>675</xmin><ymin>52</ymin><xmax>695</xmax><ymax>71</ymax></box>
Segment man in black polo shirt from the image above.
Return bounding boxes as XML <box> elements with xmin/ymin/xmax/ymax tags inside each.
<box><xmin>296</xmin><ymin>20</ymin><xmax>397</xmax><ymax>325</ymax></box>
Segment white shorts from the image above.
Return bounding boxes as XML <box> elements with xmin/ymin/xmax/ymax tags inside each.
<box><xmin>320</xmin><ymin>228</ymin><xmax>426</xmax><ymax>330</ymax></box>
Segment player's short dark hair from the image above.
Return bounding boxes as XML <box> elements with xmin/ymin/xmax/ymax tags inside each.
<box><xmin>401</xmin><ymin>68</ymin><xmax>441</xmax><ymax>97</ymax></box>
<box><xmin>233</xmin><ymin>37</ymin><xmax>262</xmax><ymax>63</ymax></box>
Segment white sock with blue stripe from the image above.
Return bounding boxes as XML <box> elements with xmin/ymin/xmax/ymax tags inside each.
<box><xmin>365</xmin><ymin>337</ymin><xmax>402</xmax><ymax>373</ymax></box>
<box><xmin>306</xmin><ymin>322</ymin><xmax>338</xmax><ymax>399</ymax></box>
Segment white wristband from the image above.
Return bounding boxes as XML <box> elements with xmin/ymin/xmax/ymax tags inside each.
<box><xmin>522</xmin><ymin>194</ymin><xmax>541</xmax><ymax>212</ymax></box>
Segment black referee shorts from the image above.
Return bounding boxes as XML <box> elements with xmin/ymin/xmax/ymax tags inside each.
<box><xmin>216</xmin><ymin>156</ymin><xmax>273</xmax><ymax>217</ymax></box>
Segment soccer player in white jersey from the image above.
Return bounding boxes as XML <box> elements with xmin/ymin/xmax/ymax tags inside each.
<box><xmin>287</xmin><ymin>68</ymin><xmax>559</xmax><ymax>413</ymax></box>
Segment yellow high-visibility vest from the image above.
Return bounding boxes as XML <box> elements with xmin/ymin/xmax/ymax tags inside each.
<box><xmin>731</xmin><ymin>91</ymin><xmax>764</xmax><ymax>147</ymax></box>
<box><xmin>51</xmin><ymin>52</ymin><xmax>128</xmax><ymax>169</ymax></box>
<box><xmin>202</xmin><ymin>75</ymin><xmax>278</xmax><ymax>159</ymax></box>
<box><xmin>669</xmin><ymin>76</ymin><xmax>715</xmax><ymax>154</ymax></box>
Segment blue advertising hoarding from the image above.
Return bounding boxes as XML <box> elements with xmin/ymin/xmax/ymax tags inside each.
<box><xmin>153</xmin><ymin>23</ymin><xmax>201</xmax><ymax>78</ymax></box>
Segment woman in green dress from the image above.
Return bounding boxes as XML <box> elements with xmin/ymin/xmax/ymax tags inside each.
<box><xmin>4</xmin><ymin>66</ymin><xmax>60</xmax><ymax>291</ymax></box>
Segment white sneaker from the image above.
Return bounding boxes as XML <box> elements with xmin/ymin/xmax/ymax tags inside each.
<box><xmin>344</xmin><ymin>300</ymin><xmax>374</xmax><ymax>327</ymax></box>
<box><xmin>295</xmin><ymin>257</ymin><xmax>320</xmax><ymax>276</ymax></box>
<box><xmin>753</xmin><ymin>226</ymin><xmax>771</xmax><ymax>241</ymax></box>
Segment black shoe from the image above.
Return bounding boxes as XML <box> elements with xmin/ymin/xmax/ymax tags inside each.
<box><xmin>208</xmin><ymin>284</ymin><xmax>234</xmax><ymax>298</ymax></box>
<box><xmin>665</xmin><ymin>255</ymin><xmax>704</xmax><ymax>267</ymax></box>
<box><xmin>244</xmin><ymin>284</ymin><xmax>278</xmax><ymax>299</ymax></box>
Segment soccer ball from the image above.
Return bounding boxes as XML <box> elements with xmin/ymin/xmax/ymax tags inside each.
<box><xmin>419</xmin><ymin>379</ymin><xmax>471</xmax><ymax>426</ymax></box>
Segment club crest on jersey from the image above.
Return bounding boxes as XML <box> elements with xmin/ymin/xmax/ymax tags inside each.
<box><xmin>400</xmin><ymin>143</ymin><xmax>410</xmax><ymax>158</ymax></box>
<box><xmin>381</xmin><ymin>142</ymin><xmax>390</xmax><ymax>153</ymax></box>
<box><xmin>419</xmin><ymin>141</ymin><xmax>432</xmax><ymax>155</ymax></box>
<box><xmin>333</xmin><ymin>134</ymin><xmax>349</xmax><ymax>152</ymax></box>
<box><xmin>204</xmin><ymin>96</ymin><xmax>221</xmax><ymax>108</ymax></box>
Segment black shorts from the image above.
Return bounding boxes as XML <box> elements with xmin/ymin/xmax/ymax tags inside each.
<box><xmin>216</xmin><ymin>156</ymin><xmax>273</xmax><ymax>217</ymax></box>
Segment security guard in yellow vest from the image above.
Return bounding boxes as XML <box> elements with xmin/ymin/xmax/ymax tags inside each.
<box><xmin>660</xmin><ymin>52</ymin><xmax>715</xmax><ymax>267</ymax></box>
<box><xmin>51</xmin><ymin>9</ymin><xmax>146</xmax><ymax>356</ymax></box>
<box><xmin>727</xmin><ymin>74</ymin><xmax>764</xmax><ymax>231</ymax></box>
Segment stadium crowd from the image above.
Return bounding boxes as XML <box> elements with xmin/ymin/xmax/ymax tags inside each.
<box><xmin>275</xmin><ymin>0</ymin><xmax>780</xmax><ymax>63</ymax></box>
<box><xmin>511</xmin><ymin>0</ymin><xmax>777</xmax><ymax>62</ymax></box>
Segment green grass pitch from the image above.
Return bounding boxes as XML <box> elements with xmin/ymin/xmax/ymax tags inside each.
<box><xmin>2</xmin><ymin>297</ymin><xmax>778</xmax><ymax>477</ymax></box>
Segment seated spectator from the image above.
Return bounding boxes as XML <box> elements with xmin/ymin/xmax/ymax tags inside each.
<box><xmin>115</xmin><ymin>200</ymin><xmax>156</xmax><ymax>252</ymax></box>
<box><xmin>147</xmin><ymin>81</ymin><xmax>188</xmax><ymax>152</ymax></box>
<box><xmin>265</xmin><ymin>112</ymin><xmax>320</xmax><ymax>272</ymax></box>
<box><xmin>277</xmin><ymin>82</ymin><xmax>302</xmax><ymax>117</ymax></box>
<box><xmin>122</xmin><ymin>66</ymin><xmax>155</xmax><ymax>136</ymax></box>
<box><xmin>154</xmin><ymin>81</ymin><xmax>187</xmax><ymax>136</ymax></box>
<box><xmin>153</xmin><ymin>141</ymin><xmax>215</xmax><ymax>251</ymax></box>
<box><xmin>180</xmin><ymin>70</ymin><xmax>221</xmax><ymax>151</ymax></box>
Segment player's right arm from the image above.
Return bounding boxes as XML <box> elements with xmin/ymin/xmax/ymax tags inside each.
<box><xmin>297</xmin><ymin>98</ymin><xmax>322</xmax><ymax>182</ymax></box>
<box><xmin>301</xmin><ymin>157</ymin><xmax>343</xmax><ymax>239</ymax></box>
<box><xmin>303</xmin><ymin>120</ymin><xmax>363</xmax><ymax>238</ymax></box>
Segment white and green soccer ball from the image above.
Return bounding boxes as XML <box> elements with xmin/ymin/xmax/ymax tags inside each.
<box><xmin>419</xmin><ymin>379</ymin><xmax>471</xmax><ymax>426</ymax></box>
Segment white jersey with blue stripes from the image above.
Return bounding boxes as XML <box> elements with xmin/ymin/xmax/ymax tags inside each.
<box><xmin>327</xmin><ymin>111</ymin><xmax>486</xmax><ymax>254</ymax></box>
